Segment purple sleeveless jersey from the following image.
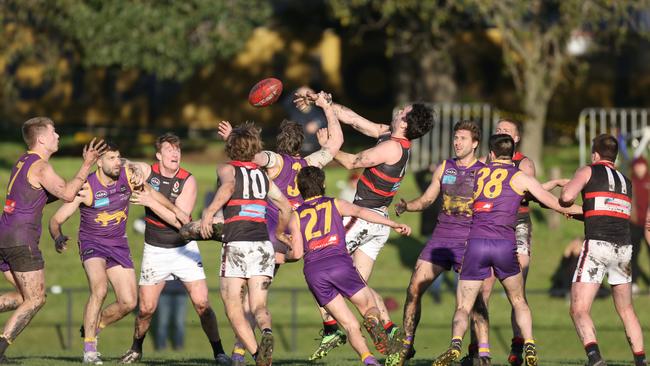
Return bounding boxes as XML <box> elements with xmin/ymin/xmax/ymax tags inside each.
<box><xmin>468</xmin><ymin>160</ymin><xmax>524</xmax><ymax>241</ymax></box>
<box><xmin>267</xmin><ymin>154</ymin><xmax>308</xmax><ymax>250</ymax></box>
<box><xmin>79</xmin><ymin>167</ymin><xmax>132</xmax><ymax>246</ymax></box>
<box><xmin>0</xmin><ymin>152</ymin><xmax>48</xmax><ymax>248</ymax></box>
<box><xmin>297</xmin><ymin>195</ymin><xmax>366</xmax><ymax>306</ymax></box>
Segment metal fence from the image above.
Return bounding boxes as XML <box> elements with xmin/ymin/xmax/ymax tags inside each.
<box><xmin>577</xmin><ymin>108</ymin><xmax>650</xmax><ymax>166</ymax></box>
<box><xmin>408</xmin><ymin>103</ymin><xmax>499</xmax><ymax>172</ymax></box>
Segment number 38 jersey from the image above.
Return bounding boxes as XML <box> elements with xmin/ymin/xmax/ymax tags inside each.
<box><xmin>222</xmin><ymin>161</ymin><xmax>270</xmax><ymax>243</ymax></box>
<box><xmin>468</xmin><ymin>160</ymin><xmax>524</xmax><ymax>242</ymax></box>
<box><xmin>296</xmin><ymin>196</ymin><xmax>348</xmax><ymax>266</ymax></box>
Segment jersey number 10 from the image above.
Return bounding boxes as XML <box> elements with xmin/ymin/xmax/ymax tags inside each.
<box><xmin>240</xmin><ymin>167</ymin><xmax>267</xmax><ymax>199</ymax></box>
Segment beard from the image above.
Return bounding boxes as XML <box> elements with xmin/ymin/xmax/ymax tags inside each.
<box><xmin>102</xmin><ymin>166</ymin><xmax>121</xmax><ymax>180</ymax></box>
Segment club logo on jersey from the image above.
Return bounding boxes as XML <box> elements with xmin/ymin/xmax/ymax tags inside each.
<box><xmin>473</xmin><ymin>201</ymin><xmax>493</xmax><ymax>212</ymax></box>
<box><xmin>94</xmin><ymin>208</ymin><xmax>128</xmax><ymax>227</ymax></box>
<box><xmin>150</xmin><ymin>177</ymin><xmax>160</xmax><ymax>191</ymax></box>
<box><xmin>120</xmin><ymin>185</ymin><xmax>127</xmax><ymax>193</ymax></box>
<box><xmin>3</xmin><ymin>199</ymin><xmax>15</xmax><ymax>214</ymax></box>
<box><xmin>94</xmin><ymin>197</ymin><xmax>110</xmax><ymax>208</ymax></box>
<box><xmin>445</xmin><ymin>168</ymin><xmax>457</xmax><ymax>176</ymax></box>
<box><xmin>172</xmin><ymin>181</ymin><xmax>180</xmax><ymax>193</ymax></box>
<box><xmin>95</xmin><ymin>190</ymin><xmax>108</xmax><ymax>199</ymax></box>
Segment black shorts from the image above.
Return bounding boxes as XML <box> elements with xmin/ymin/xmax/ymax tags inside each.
<box><xmin>0</xmin><ymin>245</ymin><xmax>44</xmax><ymax>272</ymax></box>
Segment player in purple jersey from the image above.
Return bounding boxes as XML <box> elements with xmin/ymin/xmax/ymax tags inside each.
<box><xmin>49</xmin><ymin>143</ymin><xmax>138</xmax><ymax>364</ymax></box>
<box><xmin>394</xmin><ymin>121</ymin><xmax>490</xmax><ymax>365</ymax></box>
<box><xmin>295</xmin><ymin>91</ymin><xmax>434</xmax><ymax>358</ymax></box>
<box><xmin>0</xmin><ymin>117</ymin><xmax>105</xmax><ymax>361</ymax></box>
<box><xmin>561</xmin><ymin>134</ymin><xmax>646</xmax><ymax>366</ymax></box>
<box><xmin>200</xmin><ymin>124</ymin><xmax>292</xmax><ymax>366</ymax></box>
<box><xmin>431</xmin><ymin>135</ymin><xmax>581</xmax><ymax>366</ymax></box>
<box><xmin>280</xmin><ymin>166</ymin><xmax>411</xmax><ymax>366</ymax></box>
<box><xmin>119</xmin><ymin>133</ymin><xmax>230</xmax><ymax>365</ymax></box>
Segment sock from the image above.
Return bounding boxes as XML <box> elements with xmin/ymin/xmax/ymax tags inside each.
<box><xmin>262</xmin><ymin>328</ymin><xmax>272</xmax><ymax>334</ymax></box>
<box><xmin>468</xmin><ymin>342</ymin><xmax>478</xmax><ymax>357</ymax></box>
<box><xmin>96</xmin><ymin>322</ymin><xmax>106</xmax><ymax>336</ymax></box>
<box><xmin>478</xmin><ymin>343</ymin><xmax>490</xmax><ymax>358</ymax></box>
<box><xmin>362</xmin><ymin>352</ymin><xmax>377</xmax><ymax>365</ymax></box>
<box><xmin>84</xmin><ymin>338</ymin><xmax>97</xmax><ymax>353</ymax></box>
<box><xmin>210</xmin><ymin>339</ymin><xmax>225</xmax><ymax>358</ymax></box>
<box><xmin>511</xmin><ymin>337</ymin><xmax>524</xmax><ymax>354</ymax></box>
<box><xmin>383</xmin><ymin>321</ymin><xmax>396</xmax><ymax>334</ymax></box>
<box><xmin>404</xmin><ymin>335</ymin><xmax>413</xmax><ymax>347</ymax></box>
<box><xmin>634</xmin><ymin>351</ymin><xmax>646</xmax><ymax>366</ymax></box>
<box><xmin>323</xmin><ymin>320</ymin><xmax>339</xmax><ymax>335</ymax></box>
<box><xmin>585</xmin><ymin>342</ymin><xmax>601</xmax><ymax>361</ymax></box>
<box><xmin>0</xmin><ymin>337</ymin><xmax>11</xmax><ymax>356</ymax></box>
<box><xmin>451</xmin><ymin>336</ymin><xmax>462</xmax><ymax>350</ymax></box>
<box><xmin>131</xmin><ymin>335</ymin><xmax>146</xmax><ymax>353</ymax></box>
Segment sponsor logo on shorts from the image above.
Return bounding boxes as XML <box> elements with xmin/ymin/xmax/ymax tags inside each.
<box><xmin>197</xmin><ymin>261</ymin><xmax>203</xmax><ymax>268</ymax></box>
<box><xmin>95</xmin><ymin>190</ymin><xmax>108</xmax><ymax>199</ymax></box>
<box><xmin>3</xmin><ymin>199</ymin><xmax>15</xmax><ymax>214</ymax></box>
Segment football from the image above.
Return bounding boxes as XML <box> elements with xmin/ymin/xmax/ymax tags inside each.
<box><xmin>248</xmin><ymin>78</ymin><xmax>283</xmax><ymax>107</ymax></box>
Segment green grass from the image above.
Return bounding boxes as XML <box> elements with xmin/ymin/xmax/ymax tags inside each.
<box><xmin>0</xmin><ymin>142</ymin><xmax>648</xmax><ymax>365</ymax></box>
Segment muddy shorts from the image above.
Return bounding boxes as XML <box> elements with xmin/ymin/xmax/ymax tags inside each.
<box><xmin>573</xmin><ymin>239</ymin><xmax>632</xmax><ymax>285</ymax></box>
<box><xmin>220</xmin><ymin>240</ymin><xmax>275</xmax><ymax>279</ymax></box>
<box><xmin>139</xmin><ymin>241</ymin><xmax>206</xmax><ymax>285</ymax></box>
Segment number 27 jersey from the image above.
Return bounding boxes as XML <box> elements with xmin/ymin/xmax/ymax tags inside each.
<box><xmin>468</xmin><ymin>160</ymin><xmax>524</xmax><ymax>241</ymax></box>
<box><xmin>222</xmin><ymin>161</ymin><xmax>270</xmax><ymax>243</ymax></box>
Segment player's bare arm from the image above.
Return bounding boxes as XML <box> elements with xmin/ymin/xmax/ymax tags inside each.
<box><xmin>200</xmin><ymin>164</ymin><xmax>235</xmax><ymax>238</ymax></box>
<box><xmin>48</xmin><ymin>190</ymin><xmax>89</xmax><ymax>253</ymax></box>
<box><xmin>282</xmin><ymin>213</ymin><xmax>304</xmax><ymax>262</ymax></box>
<box><xmin>334</xmin><ymin>140</ymin><xmax>401</xmax><ymax>170</ymax></box>
<box><xmin>268</xmin><ymin>180</ymin><xmax>292</xmax><ymax>237</ymax></box>
<box><xmin>518</xmin><ymin>157</ymin><xmax>536</xmax><ymax>177</ymax></box>
<box><xmin>335</xmin><ymin>199</ymin><xmax>411</xmax><ymax>236</ymax></box>
<box><xmin>130</xmin><ymin>185</ymin><xmax>184</xmax><ymax>229</ymax></box>
<box><xmin>305</xmin><ymin>93</ymin><xmax>343</xmax><ymax>168</ymax></box>
<box><xmin>514</xmin><ymin>173</ymin><xmax>582</xmax><ymax>216</ymax></box>
<box><xmin>560</xmin><ymin>166</ymin><xmax>592</xmax><ymax>206</ymax></box>
<box><xmin>331</xmin><ymin>103</ymin><xmax>389</xmax><ymax>139</ymax></box>
<box><xmin>396</xmin><ymin>164</ymin><xmax>444</xmax><ymax>216</ymax></box>
<box><xmin>541</xmin><ymin>178</ymin><xmax>570</xmax><ymax>191</ymax></box>
<box><xmin>32</xmin><ymin>138</ymin><xmax>106</xmax><ymax>202</ymax></box>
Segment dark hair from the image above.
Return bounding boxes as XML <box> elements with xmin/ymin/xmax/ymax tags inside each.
<box><xmin>104</xmin><ymin>141</ymin><xmax>119</xmax><ymax>153</ymax></box>
<box><xmin>226</xmin><ymin>123</ymin><xmax>263</xmax><ymax>161</ymax></box>
<box><xmin>276</xmin><ymin>120</ymin><xmax>304</xmax><ymax>156</ymax></box>
<box><xmin>453</xmin><ymin>120</ymin><xmax>481</xmax><ymax>143</ymax></box>
<box><xmin>155</xmin><ymin>133</ymin><xmax>182</xmax><ymax>152</ymax></box>
<box><xmin>22</xmin><ymin>117</ymin><xmax>54</xmax><ymax>148</ymax></box>
<box><xmin>297</xmin><ymin>166</ymin><xmax>325</xmax><ymax>199</ymax></box>
<box><xmin>404</xmin><ymin>103</ymin><xmax>434</xmax><ymax>140</ymax></box>
<box><xmin>592</xmin><ymin>134</ymin><xmax>618</xmax><ymax>162</ymax></box>
<box><xmin>497</xmin><ymin>118</ymin><xmax>523</xmax><ymax>137</ymax></box>
<box><xmin>489</xmin><ymin>134</ymin><xmax>515</xmax><ymax>159</ymax></box>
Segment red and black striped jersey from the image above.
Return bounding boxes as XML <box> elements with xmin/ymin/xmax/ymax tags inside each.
<box><xmin>354</xmin><ymin>135</ymin><xmax>410</xmax><ymax>209</ymax></box>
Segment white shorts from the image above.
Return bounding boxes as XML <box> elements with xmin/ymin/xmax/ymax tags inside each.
<box><xmin>343</xmin><ymin>209</ymin><xmax>391</xmax><ymax>261</ymax></box>
<box><xmin>220</xmin><ymin>241</ymin><xmax>275</xmax><ymax>279</ymax></box>
<box><xmin>573</xmin><ymin>239</ymin><xmax>632</xmax><ymax>285</ymax></box>
<box><xmin>139</xmin><ymin>241</ymin><xmax>206</xmax><ymax>285</ymax></box>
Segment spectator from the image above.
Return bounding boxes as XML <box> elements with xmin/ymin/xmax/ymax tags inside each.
<box><xmin>151</xmin><ymin>279</ymin><xmax>188</xmax><ymax>351</ymax></box>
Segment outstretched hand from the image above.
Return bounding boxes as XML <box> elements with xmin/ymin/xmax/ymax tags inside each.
<box><xmin>218</xmin><ymin>121</ymin><xmax>232</xmax><ymax>140</ymax></box>
<box><xmin>82</xmin><ymin>138</ymin><xmax>107</xmax><ymax>164</ymax></box>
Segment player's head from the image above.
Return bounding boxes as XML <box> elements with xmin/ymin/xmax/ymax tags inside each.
<box><xmin>489</xmin><ymin>134</ymin><xmax>516</xmax><ymax>160</ymax></box>
<box><xmin>495</xmin><ymin>118</ymin><xmax>523</xmax><ymax>145</ymax></box>
<box><xmin>276</xmin><ymin>119</ymin><xmax>304</xmax><ymax>156</ymax></box>
<box><xmin>225</xmin><ymin>123</ymin><xmax>263</xmax><ymax>162</ymax></box>
<box><xmin>591</xmin><ymin>134</ymin><xmax>618</xmax><ymax>163</ymax></box>
<box><xmin>155</xmin><ymin>133</ymin><xmax>182</xmax><ymax>171</ymax></box>
<box><xmin>392</xmin><ymin>103</ymin><xmax>434</xmax><ymax>140</ymax></box>
<box><xmin>297</xmin><ymin>166</ymin><xmax>325</xmax><ymax>199</ymax></box>
<box><xmin>453</xmin><ymin>120</ymin><xmax>481</xmax><ymax>159</ymax></box>
<box><xmin>97</xmin><ymin>142</ymin><xmax>121</xmax><ymax>180</ymax></box>
<box><xmin>22</xmin><ymin>117</ymin><xmax>58</xmax><ymax>152</ymax></box>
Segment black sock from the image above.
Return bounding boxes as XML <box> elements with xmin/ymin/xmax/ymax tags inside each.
<box><xmin>262</xmin><ymin>328</ymin><xmax>272</xmax><ymax>334</ymax></box>
<box><xmin>323</xmin><ymin>321</ymin><xmax>339</xmax><ymax>335</ymax></box>
<box><xmin>585</xmin><ymin>342</ymin><xmax>601</xmax><ymax>361</ymax></box>
<box><xmin>131</xmin><ymin>335</ymin><xmax>146</xmax><ymax>353</ymax></box>
<box><xmin>0</xmin><ymin>337</ymin><xmax>10</xmax><ymax>356</ymax></box>
<box><xmin>634</xmin><ymin>351</ymin><xmax>646</xmax><ymax>366</ymax></box>
<box><xmin>210</xmin><ymin>339</ymin><xmax>225</xmax><ymax>358</ymax></box>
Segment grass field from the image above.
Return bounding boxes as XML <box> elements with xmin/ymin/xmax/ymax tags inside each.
<box><xmin>0</xmin><ymin>141</ymin><xmax>648</xmax><ymax>365</ymax></box>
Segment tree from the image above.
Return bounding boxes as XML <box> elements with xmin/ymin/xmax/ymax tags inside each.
<box><xmin>472</xmin><ymin>0</ymin><xmax>648</xmax><ymax>167</ymax></box>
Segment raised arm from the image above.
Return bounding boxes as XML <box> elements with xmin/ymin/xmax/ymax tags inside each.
<box><xmin>305</xmin><ymin>93</ymin><xmax>343</xmax><ymax>168</ymax></box>
<box><xmin>395</xmin><ymin>163</ymin><xmax>444</xmax><ymax>215</ymax></box>
<box><xmin>335</xmin><ymin>199</ymin><xmax>411</xmax><ymax>235</ymax></box>
<box><xmin>515</xmin><ymin>173</ymin><xmax>582</xmax><ymax>215</ymax></box>
<box><xmin>33</xmin><ymin>138</ymin><xmax>106</xmax><ymax>202</ymax></box>
<box><xmin>267</xmin><ymin>180</ymin><xmax>292</xmax><ymax>236</ymax></box>
<box><xmin>330</xmin><ymin>103</ymin><xmax>390</xmax><ymax>138</ymax></box>
<box><xmin>200</xmin><ymin>164</ymin><xmax>235</xmax><ymax>238</ymax></box>
<box><xmin>560</xmin><ymin>166</ymin><xmax>592</xmax><ymax>206</ymax></box>
<box><xmin>334</xmin><ymin>140</ymin><xmax>400</xmax><ymax>170</ymax></box>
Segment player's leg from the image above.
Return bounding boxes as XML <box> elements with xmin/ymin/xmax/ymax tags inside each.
<box><xmin>347</xmin><ymin>286</ymin><xmax>395</xmax><ymax>358</ymax></box>
<box><xmin>500</xmin><ymin>273</ymin><xmax>537</xmax><ymax>366</ymax></box>
<box><xmin>232</xmin><ymin>287</ymin><xmax>257</xmax><ymax>366</ymax></box>
<box><xmin>0</xmin><ymin>269</ymin><xmax>23</xmax><ymax>312</ymax></box>
<box><xmin>324</xmin><ymin>294</ymin><xmax>380</xmax><ymax>365</ymax></box>
<box><xmin>432</xmin><ymin>279</ymin><xmax>482</xmax><ymax>366</ymax></box>
<box><xmin>509</xmin><ymin>221</ymin><xmax>532</xmax><ymax>366</ymax></box>
<box><xmin>119</xmin><ymin>282</ymin><xmax>165</xmax><ymax>363</ymax></box>
<box><xmin>101</xmin><ymin>265</ymin><xmax>137</xmax><ymax>328</ymax></box>
<box><xmin>247</xmin><ymin>275</ymin><xmax>274</xmax><ymax>366</ymax></box>
<box><xmin>81</xmin><ymin>258</ymin><xmax>109</xmax><ymax>362</ymax></box>
<box><xmin>184</xmin><ymin>278</ymin><xmax>229</xmax><ymax>364</ymax></box>
<box><xmin>221</xmin><ymin>277</ymin><xmax>258</xmax><ymax>355</ymax></box>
